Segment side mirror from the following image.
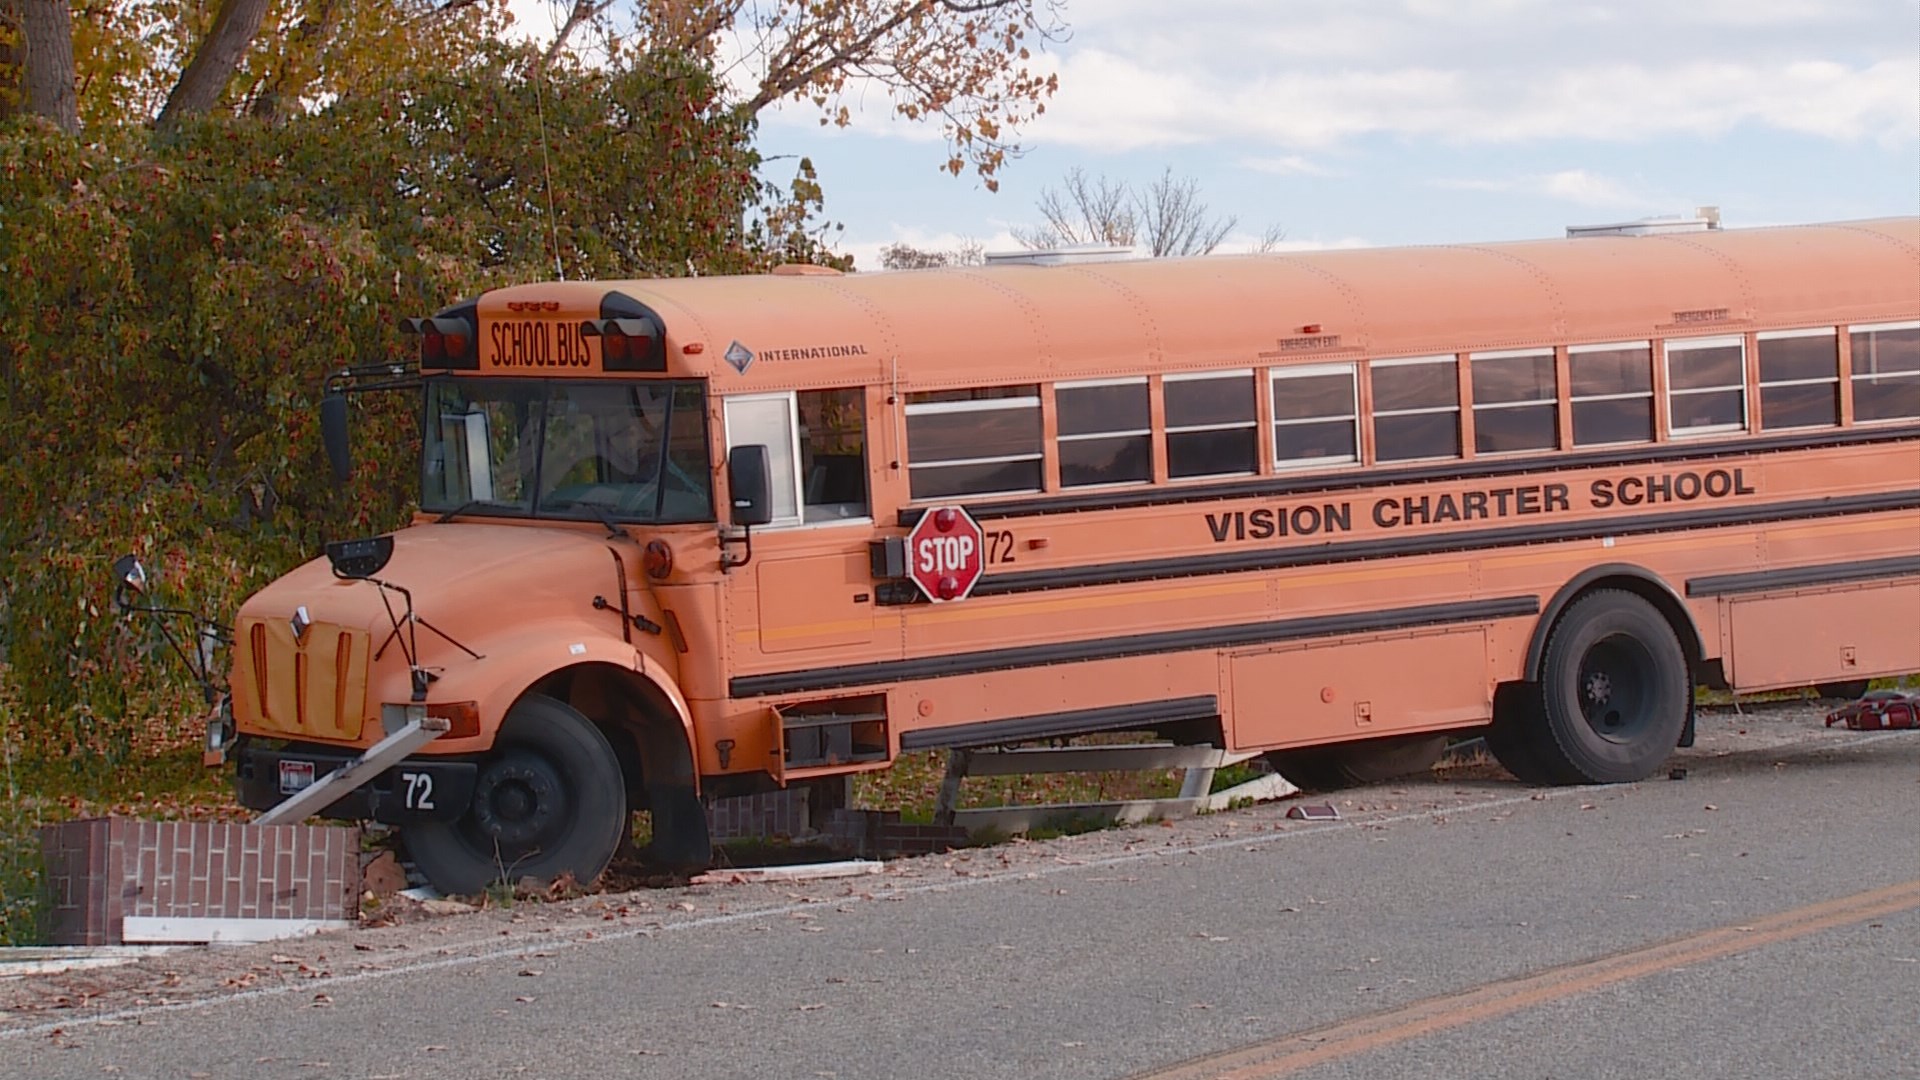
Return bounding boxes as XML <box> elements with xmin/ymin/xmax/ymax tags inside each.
<box><xmin>110</xmin><ymin>554</ymin><xmax>147</xmax><ymax>608</ymax></box>
<box><xmin>325</xmin><ymin>536</ymin><xmax>394</xmax><ymax>579</ymax></box>
<box><xmin>727</xmin><ymin>445</ymin><xmax>774</xmax><ymax>527</ymax></box>
<box><xmin>320</xmin><ymin>393</ymin><xmax>352</xmax><ymax>484</ymax></box>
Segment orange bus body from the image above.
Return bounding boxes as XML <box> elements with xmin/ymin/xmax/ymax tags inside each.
<box><xmin>224</xmin><ymin>218</ymin><xmax>1920</xmax><ymax>892</ymax></box>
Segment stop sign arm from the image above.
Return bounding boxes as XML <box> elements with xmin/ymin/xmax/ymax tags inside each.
<box><xmin>904</xmin><ymin>505</ymin><xmax>987</xmax><ymax>603</ymax></box>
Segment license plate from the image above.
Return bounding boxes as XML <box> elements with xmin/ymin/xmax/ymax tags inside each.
<box><xmin>279</xmin><ymin>760</ymin><xmax>316</xmax><ymax>795</ymax></box>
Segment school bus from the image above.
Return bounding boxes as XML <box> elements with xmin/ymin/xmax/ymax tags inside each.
<box><xmin>200</xmin><ymin>218</ymin><xmax>1919</xmax><ymax>894</ymax></box>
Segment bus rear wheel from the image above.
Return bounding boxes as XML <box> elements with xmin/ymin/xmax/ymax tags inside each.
<box><xmin>1815</xmin><ymin>680</ymin><xmax>1870</xmax><ymax>700</ymax></box>
<box><xmin>1266</xmin><ymin>733</ymin><xmax>1449</xmax><ymax>790</ymax></box>
<box><xmin>404</xmin><ymin>693</ymin><xmax>628</xmax><ymax>896</ymax></box>
<box><xmin>1520</xmin><ymin>590</ymin><xmax>1689</xmax><ymax>784</ymax></box>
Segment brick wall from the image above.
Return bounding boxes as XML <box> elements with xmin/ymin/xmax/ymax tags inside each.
<box><xmin>823</xmin><ymin>809</ymin><xmax>971</xmax><ymax>858</ymax></box>
<box><xmin>706</xmin><ymin>788</ymin><xmax>812</xmax><ymax>842</ymax></box>
<box><xmin>39</xmin><ymin>817</ymin><xmax>360</xmax><ymax>945</ymax></box>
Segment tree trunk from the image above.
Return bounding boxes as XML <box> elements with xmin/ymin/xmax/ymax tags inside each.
<box><xmin>156</xmin><ymin>0</ymin><xmax>272</xmax><ymax>130</ymax></box>
<box><xmin>13</xmin><ymin>0</ymin><xmax>78</xmax><ymax>132</ymax></box>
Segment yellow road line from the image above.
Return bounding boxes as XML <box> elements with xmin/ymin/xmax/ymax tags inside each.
<box><xmin>1131</xmin><ymin>877</ymin><xmax>1920</xmax><ymax>1080</ymax></box>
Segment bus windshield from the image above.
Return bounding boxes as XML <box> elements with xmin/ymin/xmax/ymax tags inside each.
<box><xmin>421</xmin><ymin>378</ymin><xmax>714</xmax><ymax>524</ymax></box>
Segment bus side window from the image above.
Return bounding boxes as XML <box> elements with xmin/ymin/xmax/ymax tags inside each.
<box><xmin>798</xmin><ymin>389</ymin><xmax>870</xmax><ymax>522</ymax></box>
<box><xmin>724</xmin><ymin>393</ymin><xmax>801</xmax><ymax>524</ymax></box>
<box><xmin>724</xmin><ymin>389</ymin><xmax>870</xmax><ymax>527</ymax></box>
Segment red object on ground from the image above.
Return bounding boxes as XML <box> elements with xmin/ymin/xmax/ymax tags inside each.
<box><xmin>1825</xmin><ymin>691</ymin><xmax>1920</xmax><ymax>730</ymax></box>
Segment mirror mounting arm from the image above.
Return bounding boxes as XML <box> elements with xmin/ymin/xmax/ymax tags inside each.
<box><xmin>719</xmin><ymin>524</ymin><xmax>755</xmax><ymax>572</ymax></box>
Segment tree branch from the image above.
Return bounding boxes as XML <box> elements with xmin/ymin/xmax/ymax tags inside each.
<box><xmin>542</xmin><ymin>0</ymin><xmax>615</xmax><ymax>67</ymax></box>
<box><xmin>156</xmin><ymin>0</ymin><xmax>273</xmax><ymax>130</ymax></box>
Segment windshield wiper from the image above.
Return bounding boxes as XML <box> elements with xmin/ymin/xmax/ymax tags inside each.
<box><xmin>434</xmin><ymin>500</ymin><xmax>510</xmax><ymax>524</ymax></box>
<box><xmin>580</xmin><ymin>502</ymin><xmax>623</xmax><ymax>540</ymax></box>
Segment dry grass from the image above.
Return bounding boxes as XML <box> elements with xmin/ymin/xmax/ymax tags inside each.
<box><xmin>854</xmin><ymin>741</ymin><xmax>1195</xmax><ymax>824</ymax></box>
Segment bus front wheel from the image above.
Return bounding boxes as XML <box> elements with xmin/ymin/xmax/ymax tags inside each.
<box><xmin>404</xmin><ymin>693</ymin><xmax>628</xmax><ymax>896</ymax></box>
<box><xmin>1523</xmin><ymin>589</ymin><xmax>1690</xmax><ymax>784</ymax></box>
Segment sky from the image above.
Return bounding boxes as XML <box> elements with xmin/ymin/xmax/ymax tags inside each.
<box><xmin>513</xmin><ymin>1</ymin><xmax>1920</xmax><ymax>271</ymax></box>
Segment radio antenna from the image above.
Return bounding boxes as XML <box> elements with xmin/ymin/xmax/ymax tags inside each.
<box><xmin>531</xmin><ymin>55</ymin><xmax>565</xmax><ymax>281</ymax></box>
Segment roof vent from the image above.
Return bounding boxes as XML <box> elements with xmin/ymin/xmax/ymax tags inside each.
<box><xmin>1567</xmin><ymin>207</ymin><xmax>1723</xmax><ymax>238</ymax></box>
<box><xmin>984</xmin><ymin>244</ymin><xmax>1137</xmax><ymax>266</ymax></box>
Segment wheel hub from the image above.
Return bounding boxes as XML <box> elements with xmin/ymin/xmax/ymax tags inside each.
<box><xmin>469</xmin><ymin>753</ymin><xmax>566</xmax><ymax>851</ymax></box>
<box><xmin>1584</xmin><ymin>669</ymin><xmax>1614</xmax><ymax>707</ymax></box>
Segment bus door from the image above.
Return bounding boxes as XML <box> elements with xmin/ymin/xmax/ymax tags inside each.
<box><xmin>722</xmin><ymin>389</ymin><xmax>880</xmax><ymax>657</ymax></box>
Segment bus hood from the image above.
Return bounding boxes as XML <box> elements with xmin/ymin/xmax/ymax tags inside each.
<box><xmin>228</xmin><ymin>524</ymin><xmax>633</xmax><ymax>741</ymax></box>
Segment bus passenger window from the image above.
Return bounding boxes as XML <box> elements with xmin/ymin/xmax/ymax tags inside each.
<box><xmin>1471</xmin><ymin>349</ymin><xmax>1558</xmax><ymax>453</ymax></box>
<box><xmin>1568</xmin><ymin>342</ymin><xmax>1654</xmax><ymax>446</ymax></box>
<box><xmin>1270</xmin><ymin>363</ymin><xmax>1358</xmax><ymax>469</ymax></box>
<box><xmin>1057</xmin><ymin>378</ymin><xmax>1151</xmax><ymax>487</ymax></box>
<box><xmin>1757</xmin><ymin>329</ymin><xmax>1839</xmax><ymax>429</ymax></box>
<box><xmin>1665</xmin><ymin>336</ymin><xmax>1747</xmax><ymax>436</ymax></box>
<box><xmin>797</xmin><ymin>389</ymin><xmax>869</xmax><ymax>521</ymax></box>
<box><xmin>906</xmin><ymin>386</ymin><xmax>1042</xmax><ymax>499</ymax></box>
<box><xmin>1849</xmin><ymin>321</ymin><xmax>1920</xmax><ymax>421</ymax></box>
<box><xmin>1370</xmin><ymin>356</ymin><xmax>1460</xmax><ymax>462</ymax></box>
<box><xmin>1164</xmin><ymin>369</ymin><xmax>1257</xmax><ymax>479</ymax></box>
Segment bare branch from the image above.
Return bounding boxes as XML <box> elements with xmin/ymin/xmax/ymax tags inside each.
<box><xmin>1016</xmin><ymin>168</ymin><xmax>1250</xmax><ymax>258</ymax></box>
<box><xmin>1136</xmin><ymin>169</ymin><xmax>1233</xmax><ymax>257</ymax></box>
<box><xmin>1013</xmin><ymin>167</ymin><xmax>1135</xmax><ymax>249</ymax></box>
<box><xmin>876</xmin><ymin>237</ymin><xmax>985</xmax><ymax>270</ymax></box>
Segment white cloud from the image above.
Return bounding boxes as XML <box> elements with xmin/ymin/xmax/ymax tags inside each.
<box><xmin>1435</xmin><ymin>169</ymin><xmax>1666</xmax><ymax>210</ymax></box>
<box><xmin>781</xmin><ymin>1</ymin><xmax>1918</xmax><ymax>152</ymax></box>
<box><xmin>1027</xmin><ymin>54</ymin><xmax>1919</xmax><ymax>151</ymax></box>
<box><xmin>1241</xmin><ymin>156</ymin><xmax>1341</xmax><ymax>178</ymax></box>
<box><xmin>1220</xmin><ymin>233</ymin><xmax>1376</xmax><ymax>254</ymax></box>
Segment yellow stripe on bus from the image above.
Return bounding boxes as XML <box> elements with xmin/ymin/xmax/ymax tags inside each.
<box><xmin>745</xmin><ymin>564</ymin><xmax>1463</xmax><ymax>644</ymax></box>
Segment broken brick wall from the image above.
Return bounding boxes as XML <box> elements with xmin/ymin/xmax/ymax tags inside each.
<box><xmin>39</xmin><ymin>818</ymin><xmax>359</xmax><ymax>945</ymax></box>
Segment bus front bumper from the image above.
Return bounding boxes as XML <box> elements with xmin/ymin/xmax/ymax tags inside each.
<box><xmin>233</xmin><ymin>740</ymin><xmax>478</xmax><ymax>825</ymax></box>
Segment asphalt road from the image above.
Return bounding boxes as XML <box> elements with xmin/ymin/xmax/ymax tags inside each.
<box><xmin>3</xmin><ymin>701</ymin><xmax>1916</xmax><ymax>1080</ymax></box>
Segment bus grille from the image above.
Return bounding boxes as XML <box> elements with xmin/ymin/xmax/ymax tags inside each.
<box><xmin>233</xmin><ymin>617</ymin><xmax>371</xmax><ymax>741</ymax></box>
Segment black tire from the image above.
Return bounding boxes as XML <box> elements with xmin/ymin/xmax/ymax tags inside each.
<box><xmin>1266</xmin><ymin>733</ymin><xmax>1449</xmax><ymax>790</ymax></box>
<box><xmin>1485</xmin><ymin>683</ymin><xmax>1559</xmax><ymax>785</ymax></box>
<box><xmin>1815</xmin><ymin>680</ymin><xmax>1870</xmax><ymax>701</ymax></box>
<box><xmin>1528</xmin><ymin>590</ymin><xmax>1690</xmax><ymax>784</ymax></box>
<box><xmin>405</xmin><ymin>694</ymin><xmax>628</xmax><ymax>896</ymax></box>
